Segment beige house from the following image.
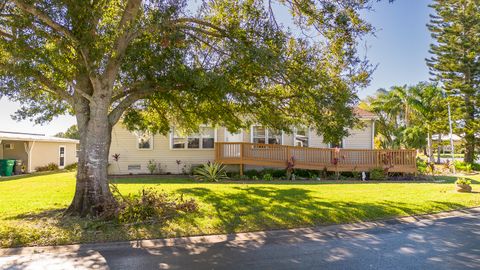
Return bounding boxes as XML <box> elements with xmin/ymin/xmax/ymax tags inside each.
<box><xmin>108</xmin><ymin>109</ymin><xmax>377</xmax><ymax>175</ymax></box>
<box><xmin>0</xmin><ymin>131</ymin><xmax>79</xmax><ymax>173</ymax></box>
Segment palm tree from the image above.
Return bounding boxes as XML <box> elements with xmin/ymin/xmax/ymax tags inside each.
<box><xmin>408</xmin><ymin>83</ymin><xmax>448</xmax><ymax>162</ymax></box>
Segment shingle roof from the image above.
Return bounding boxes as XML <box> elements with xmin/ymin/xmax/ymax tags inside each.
<box><xmin>354</xmin><ymin>107</ymin><xmax>376</xmax><ymax>119</ymax></box>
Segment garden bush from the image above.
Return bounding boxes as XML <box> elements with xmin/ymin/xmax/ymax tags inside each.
<box><xmin>262</xmin><ymin>173</ymin><xmax>273</xmax><ymax>181</ymax></box>
<box><xmin>454</xmin><ymin>161</ymin><xmax>480</xmax><ymax>172</ymax></box>
<box><xmin>35</xmin><ymin>162</ymin><xmax>59</xmax><ymax>172</ymax></box>
<box><xmin>64</xmin><ymin>162</ymin><xmax>77</xmax><ymax>171</ymax></box>
<box><xmin>369</xmin><ymin>167</ymin><xmax>386</xmax><ymax>180</ymax></box>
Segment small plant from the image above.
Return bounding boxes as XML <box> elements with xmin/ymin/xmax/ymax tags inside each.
<box><xmin>252</xmin><ymin>175</ymin><xmax>259</xmax><ymax>180</ymax></box>
<box><xmin>262</xmin><ymin>173</ymin><xmax>273</xmax><ymax>181</ymax></box>
<box><xmin>369</xmin><ymin>167</ymin><xmax>386</xmax><ymax>180</ymax></box>
<box><xmin>35</xmin><ymin>162</ymin><xmax>59</xmax><ymax>172</ymax></box>
<box><xmin>147</xmin><ymin>160</ymin><xmax>157</xmax><ymax>174</ymax></box>
<box><xmin>455</xmin><ymin>177</ymin><xmax>472</xmax><ymax>193</ymax></box>
<box><xmin>194</xmin><ymin>162</ymin><xmax>228</xmax><ymax>182</ymax></box>
<box><xmin>455</xmin><ymin>178</ymin><xmax>471</xmax><ymax>185</ymax></box>
<box><xmin>176</xmin><ymin>160</ymin><xmax>182</xmax><ymax>174</ymax></box>
<box><xmin>64</xmin><ymin>162</ymin><xmax>78</xmax><ymax>171</ymax></box>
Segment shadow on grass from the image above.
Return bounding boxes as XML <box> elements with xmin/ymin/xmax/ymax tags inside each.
<box><xmin>434</xmin><ymin>175</ymin><xmax>480</xmax><ymax>184</ymax></box>
<box><xmin>176</xmin><ymin>186</ymin><xmax>467</xmax><ymax>234</ymax></box>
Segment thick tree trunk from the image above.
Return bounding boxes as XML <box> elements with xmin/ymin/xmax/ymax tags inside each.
<box><xmin>66</xmin><ymin>101</ymin><xmax>117</xmax><ymax>217</ymax></box>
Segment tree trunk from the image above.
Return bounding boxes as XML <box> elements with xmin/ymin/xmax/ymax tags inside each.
<box><xmin>437</xmin><ymin>134</ymin><xmax>442</xmax><ymax>164</ymax></box>
<box><xmin>464</xmin><ymin>132</ymin><xmax>475</xmax><ymax>164</ymax></box>
<box><xmin>66</xmin><ymin>101</ymin><xmax>117</xmax><ymax>217</ymax></box>
<box><xmin>427</xmin><ymin>132</ymin><xmax>434</xmax><ymax>163</ymax></box>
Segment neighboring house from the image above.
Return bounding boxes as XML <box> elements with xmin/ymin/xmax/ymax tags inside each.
<box><xmin>108</xmin><ymin>109</ymin><xmax>377</xmax><ymax>175</ymax></box>
<box><xmin>0</xmin><ymin>131</ymin><xmax>79</xmax><ymax>173</ymax></box>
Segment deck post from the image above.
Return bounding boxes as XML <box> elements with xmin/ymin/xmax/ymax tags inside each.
<box><xmin>239</xmin><ymin>143</ymin><xmax>244</xmax><ymax>176</ymax></box>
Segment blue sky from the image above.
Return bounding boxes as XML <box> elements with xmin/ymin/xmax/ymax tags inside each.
<box><xmin>0</xmin><ymin>0</ymin><xmax>433</xmax><ymax>135</ymax></box>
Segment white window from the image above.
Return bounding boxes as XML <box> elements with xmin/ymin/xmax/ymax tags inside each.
<box><xmin>171</xmin><ymin>127</ymin><xmax>215</xmax><ymax>149</ymax></box>
<box><xmin>252</xmin><ymin>125</ymin><xmax>266</xmax><ymax>144</ymax></box>
<box><xmin>294</xmin><ymin>127</ymin><xmax>310</xmax><ymax>147</ymax></box>
<box><xmin>251</xmin><ymin>126</ymin><xmax>282</xmax><ymax>145</ymax></box>
<box><xmin>135</xmin><ymin>131</ymin><xmax>153</xmax><ymax>150</ymax></box>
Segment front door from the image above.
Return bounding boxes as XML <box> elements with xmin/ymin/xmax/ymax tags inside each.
<box><xmin>59</xmin><ymin>146</ymin><xmax>65</xmax><ymax>168</ymax></box>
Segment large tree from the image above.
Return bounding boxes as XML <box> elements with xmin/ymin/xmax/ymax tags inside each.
<box><xmin>0</xmin><ymin>0</ymin><xmax>377</xmax><ymax>217</ymax></box>
<box><xmin>427</xmin><ymin>0</ymin><xmax>480</xmax><ymax>163</ymax></box>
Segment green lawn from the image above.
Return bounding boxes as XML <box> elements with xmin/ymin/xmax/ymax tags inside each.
<box><xmin>1</xmin><ymin>172</ymin><xmax>480</xmax><ymax>248</ymax></box>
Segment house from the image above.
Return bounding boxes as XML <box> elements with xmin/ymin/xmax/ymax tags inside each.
<box><xmin>108</xmin><ymin>109</ymin><xmax>379</xmax><ymax>175</ymax></box>
<box><xmin>0</xmin><ymin>131</ymin><xmax>79</xmax><ymax>173</ymax></box>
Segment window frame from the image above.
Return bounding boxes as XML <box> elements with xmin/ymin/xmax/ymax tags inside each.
<box><xmin>250</xmin><ymin>125</ymin><xmax>284</xmax><ymax>145</ymax></box>
<box><xmin>293</xmin><ymin>127</ymin><xmax>311</xmax><ymax>148</ymax></box>
<box><xmin>135</xmin><ymin>131</ymin><xmax>154</xmax><ymax>151</ymax></box>
<box><xmin>170</xmin><ymin>126</ymin><xmax>217</xmax><ymax>150</ymax></box>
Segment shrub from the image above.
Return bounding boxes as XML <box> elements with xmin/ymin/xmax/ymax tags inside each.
<box><xmin>244</xmin><ymin>170</ymin><xmax>260</xmax><ymax>179</ymax></box>
<box><xmin>261</xmin><ymin>169</ymin><xmax>285</xmax><ymax>178</ymax></box>
<box><xmin>114</xmin><ymin>188</ymin><xmax>198</xmax><ymax>224</ymax></box>
<box><xmin>147</xmin><ymin>160</ymin><xmax>157</xmax><ymax>174</ymax></box>
<box><xmin>262</xmin><ymin>173</ymin><xmax>273</xmax><ymax>181</ymax></box>
<box><xmin>454</xmin><ymin>161</ymin><xmax>480</xmax><ymax>172</ymax></box>
<box><xmin>64</xmin><ymin>162</ymin><xmax>78</xmax><ymax>171</ymax></box>
<box><xmin>35</xmin><ymin>162</ymin><xmax>59</xmax><ymax>172</ymax></box>
<box><xmin>455</xmin><ymin>177</ymin><xmax>471</xmax><ymax>186</ymax></box>
<box><xmin>252</xmin><ymin>175</ymin><xmax>259</xmax><ymax>180</ymax></box>
<box><xmin>369</xmin><ymin>167</ymin><xmax>386</xmax><ymax>180</ymax></box>
<box><xmin>194</xmin><ymin>162</ymin><xmax>228</xmax><ymax>182</ymax></box>
<box><xmin>416</xmin><ymin>158</ymin><xmax>427</xmax><ymax>174</ymax></box>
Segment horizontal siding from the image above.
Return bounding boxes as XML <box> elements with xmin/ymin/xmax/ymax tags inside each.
<box><xmin>30</xmin><ymin>142</ymin><xmax>77</xmax><ymax>171</ymax></box>
<box><xmin>110</xmin><ymin>120</ymin><xmax>374</xmax><ymax>174</ymax></box>
<box><xmin>343</xmin><ymin>121</ymin><xmax>373</xmax><ymax>149</ymax></box>
<box><xmin>310</xmin><ymin>120</ymin><xmax>373</xmax><ymax>149</ymax></box>
<box><xmin>109</xmin><ymin>125</ymin><xmax>218</xmax><ymax>175</ymax></box>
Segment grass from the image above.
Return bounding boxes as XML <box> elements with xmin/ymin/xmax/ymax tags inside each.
<box><xmin>1</xmin><ymin>172</ymin><xmax>480</xmax><ymax>248</ymax></box>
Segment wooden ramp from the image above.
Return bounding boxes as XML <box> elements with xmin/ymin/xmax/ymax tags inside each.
<box><xmin>215</xmin><ymin>142</ymin><xmax>417</xmax><ymax>174</ymax></box>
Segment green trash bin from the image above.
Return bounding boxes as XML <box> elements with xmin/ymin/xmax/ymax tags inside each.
<box><xmin>0</xmin><ymin>159</ymin><xmax>16</xmax><ymax>176</ymax></box>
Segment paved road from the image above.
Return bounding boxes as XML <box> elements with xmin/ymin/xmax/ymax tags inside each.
<box><xmin>2</xmin><ymin>209</ymin><xmax>480</xmax><ymax>270</ymax></box>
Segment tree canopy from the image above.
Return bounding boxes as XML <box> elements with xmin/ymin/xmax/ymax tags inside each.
<box><xmin>0</xmin><ymin>0</ymin><xmax>380</xmax><ymax>216</ymax></box>
<box><xmin>427</xmin><ymin>0</ymin><xmax>480</xmax><ymax>163</ymax></box>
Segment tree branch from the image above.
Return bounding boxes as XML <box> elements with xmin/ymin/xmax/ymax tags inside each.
<box><xmin>103</xmin><ymin>0</ymin><xmax>142</xmax><ymax>90</ymax></box>
<box><xmin>12</xmin><ymin>0</ymin><xmax>78</xmax><ymax>44</ymax></box>
<box><xmin>108</xmin><ymin>90</ymin><xmax>150</xmax><ymax>125</ymax></box>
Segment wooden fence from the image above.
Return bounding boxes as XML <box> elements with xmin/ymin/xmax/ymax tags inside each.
<box><xmin>215</xmin><ymin>142</ymin><xmax>417</xmax><ymax>174</ymax></box>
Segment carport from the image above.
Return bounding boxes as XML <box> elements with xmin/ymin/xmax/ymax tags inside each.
<box><xmin>0</xmin><ymin>131</ymin><xmax>79</xmax><ymax>173</ymax></box>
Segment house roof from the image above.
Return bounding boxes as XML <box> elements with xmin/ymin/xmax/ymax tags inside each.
<box><xmin>0</xmin><ymin>131</ymin><xmax>79</xmax><ymax>144</ymax></box>
<box><xmin>431</xmin><ymin>134</ymin><xmax>463</xmax><ymax>142</ymax></box>
<box><xmin>354</xmin><ymin>107</ymin><xmax>377</xmax><ymax>119</ymax></box>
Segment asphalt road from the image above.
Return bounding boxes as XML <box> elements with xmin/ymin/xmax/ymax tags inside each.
<box><xmin>1</xmin><ymin>209</ymin><xmax>480</xmax><ymax>270</ymax></box>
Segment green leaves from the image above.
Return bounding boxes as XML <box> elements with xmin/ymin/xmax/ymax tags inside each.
<box><xmin>1</xmin><ymin>0</ymin><xmax>377</xmax><ymax>144</ymax></box>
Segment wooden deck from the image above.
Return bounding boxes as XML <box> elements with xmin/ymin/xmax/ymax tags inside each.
<box><xmin>215</xmin><ymin>142</ymin><xmax>417</xmax><ymax>174</ymax></box>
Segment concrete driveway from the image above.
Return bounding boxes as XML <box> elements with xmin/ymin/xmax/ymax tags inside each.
<box><xmin>1</xmin><ymin>208</ymin><xmax>480</xmax><ymax>270</ymax></box>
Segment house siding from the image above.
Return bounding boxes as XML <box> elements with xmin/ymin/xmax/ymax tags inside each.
<box><xmin>343</xmin><ymin>121</ymin><xmax>374</xmax><ymax>149</ymax></box>
<box><xmin>109</xmin><ymin>125</ymin><xmax>218</xmax><ymax>175</ymax></box>
<box><xmin>109</xmin><ymin>120</ymin><xmax>374</xmax><ymax>174</ymax></box>
<box><xmin>30</xmin><ymin>142</ymin><xmax>77</xmax><ymax>171</ymax></box>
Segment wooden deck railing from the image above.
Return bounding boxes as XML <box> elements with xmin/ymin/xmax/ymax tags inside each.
<box><xmin>215</xmin><ymin>142</ymin><xmax>417</xmax><ymax>174</ymax></box>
